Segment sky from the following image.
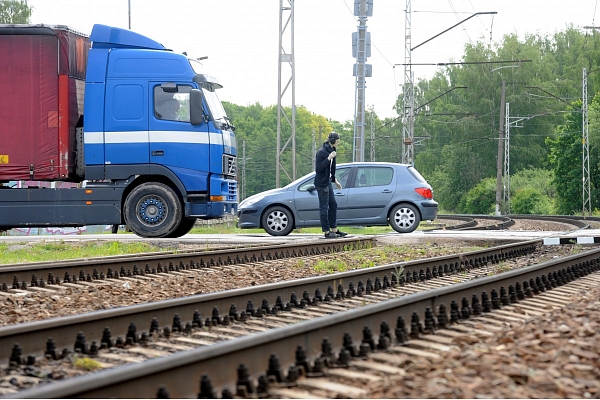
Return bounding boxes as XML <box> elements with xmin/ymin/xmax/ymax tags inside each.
<box><xmin>27</xmin><ymin>0</ymin><xmax>600</xmax><ymax>122</ymax></box>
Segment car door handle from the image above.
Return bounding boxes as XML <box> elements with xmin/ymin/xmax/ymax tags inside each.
<box><xmin>152</xmin><ymin>150</ymin><xmax>164</xmax><ymax>156</ymax></box>
<box><xmin>335</xmin><ymin>192</ymin><xmax>345</xmax><ymax>196</ymax></box>
<box><xmin>382</xmin><ymin>189</ymin><xmax>392</xmax><ymax>193</ymax></box>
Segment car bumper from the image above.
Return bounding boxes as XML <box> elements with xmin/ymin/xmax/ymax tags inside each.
<box><xmin>237</xmin><ymin>209</ymin><xmax>261</xmax><ymax>229</ymax></box>
<box><xmin>419</xmin><ymin>200</ymin><xmax>438</xmax><ymax>221</ymax></box>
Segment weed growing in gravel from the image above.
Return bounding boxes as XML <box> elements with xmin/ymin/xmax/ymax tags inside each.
<box><xmin>361</xmin><ymin>260</ymin><xmax>376</xmax><ymax>268</ymax></box>
<box><xmin>314</xmin><ymin>259</ymin><xmax>348</xmax><ymax>274</ymax></box>
<box><xmin>492</xmin><ymin>263</ymin><xmax>513</xmax><ymax>274</ymax></box>
<box><xmin>73</xmin><ymin>356</ymin><xmax>103</xmax><ymax>371</ymax></box>
<box><xmin>392</xmin><ymin>264</ymin><xmax>405</xmax><ymax>282</ymax></box>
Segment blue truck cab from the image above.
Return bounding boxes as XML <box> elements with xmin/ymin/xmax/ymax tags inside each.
<box><xmin>81</xmin><ymin>25</ymin><xmax>237</xmax><ymax>237</ymax></box>
<box><xmin>0</xmin><ymin>24</ymin><xmax>237</xmax><ymax>238</ymax></box>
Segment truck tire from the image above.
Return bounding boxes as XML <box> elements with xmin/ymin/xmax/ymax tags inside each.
<box><xmin>165</xmin><ymin>218</ymin><xmax>197</xmax><ymax>238</ymax></box>
<box><xmin>261</xmin><ymin>206</ymin><xmax>294</xmax><ymax>236</ymax></box>
<box><xmin>123</xmin><ymin>183</ymin><xmax>182</xmax><ymax>238</ymax></box>
<box><xmin>389</xmin><ymin>203</ymin><xmax>421</xmax><ymax>233</ymax></box>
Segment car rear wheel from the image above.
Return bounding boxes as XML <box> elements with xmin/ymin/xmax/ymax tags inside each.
<box><xmin>390</xmin><ymin>203</ymin><xmax>421</xmax><ymax>233</ymax></box>
<box><xmin>262</xmin><ymin>206</ymin><xmax>294</xmax><ymax>236</ymax></box>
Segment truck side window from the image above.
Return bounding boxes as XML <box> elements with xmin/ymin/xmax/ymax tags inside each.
<box><xmin>154</xmin><ymin>86</ymin><xmax>191</xmax><ymax>122</ymax></box>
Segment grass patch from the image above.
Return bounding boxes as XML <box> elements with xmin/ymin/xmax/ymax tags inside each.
<box><xmin>73</xmin><ymin>356</ymin><xmax>103</xmax><ymax>371</ymax></box>
<box><xmin>314</xmin><ymin>259</ymin><xmax>349</xmax><ymax>274</ymax></box>
<box><xmin>0</xmin><ymin>241</ymin><xmax>159</xmax><ymax>265</ymax></box>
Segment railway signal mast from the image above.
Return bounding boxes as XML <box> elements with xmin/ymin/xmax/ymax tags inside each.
<box><xmin>352</xmin><ymin>0</ymin><xmax>373</xmax><ymax>162</ymax></box>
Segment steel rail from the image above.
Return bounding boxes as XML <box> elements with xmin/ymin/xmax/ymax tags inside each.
<box><xmin>0</xmin><ymin>237</ymin><xmax>374</xmax><ymax>292</ymax></box>
<box><xmin>434</xmin><ymin>214</ymin><xmax>591</xmax><ymax>231</ymax></box>
<box><xmin>0</xmin><ymin>240</ymin><xmax>539</xmax><ymax>366</ymax></box>
<box><xmin>509</xmin><ymin>214</ymin><xmax>590</xmax><ymax>229</ymax></box>
<box><xmin>11</xmin><ymin>244</ymin><xmax>600</xmax><ymax>399</ymax></box>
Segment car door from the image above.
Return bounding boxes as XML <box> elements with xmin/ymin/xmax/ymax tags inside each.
<box><xmin>293</xmin><ymin>167</ymin><xmax>350</xmax><ymax>224</ymax></box>
<box><xmin>344</xmin><ymin>166</ymin><xmax>396</xmax><ymax>222</ymax></box>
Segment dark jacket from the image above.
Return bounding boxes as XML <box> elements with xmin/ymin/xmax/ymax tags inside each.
<box><xmin>314</xmin><ymin>141</ymin><xmax>336</xmax><ymax>188</ymax></box>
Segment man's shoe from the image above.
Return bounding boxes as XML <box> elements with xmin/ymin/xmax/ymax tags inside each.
<box><xmin>324</xmin><ymin>231</ymin><xmax>337</xmax><ymax>239</ymax></box>
<box><xmin>335</xmin><ymin>230</ymin><xmax>348</xmax><ymax>237</ymax></box>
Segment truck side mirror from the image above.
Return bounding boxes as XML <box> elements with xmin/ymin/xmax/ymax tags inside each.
<box><xmin>190</xmin><ymin>89</ymin><xmax>205</xmax><ymax>126</ymax></box>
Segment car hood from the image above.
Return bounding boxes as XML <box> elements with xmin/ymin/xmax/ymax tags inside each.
<box><xmin>240</xmin><ymin>186</ymin><xmax>292</xmax><ymax>208</ymax></box>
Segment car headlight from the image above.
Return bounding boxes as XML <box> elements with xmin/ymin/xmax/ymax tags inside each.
<box><xmin>239</xmin><ymin>195</ymin><xmax>265</xmax><ymax>209</ymax></box>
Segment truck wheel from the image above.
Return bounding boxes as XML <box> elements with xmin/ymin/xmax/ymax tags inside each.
<box><xmin>165</xmin><ymin>218</ymin><xmax>197</xmax><ymax>238</ymax></box>
<box><xmin>389</xmin><ymin>203</ymin><xmax>421</xmax><ymax>233</ymax></box>
<box><xmin>261</xmin><ymin>206</ymin><xmax>294</xmax><ymax>236</ymax></box>
<box><xmin>124</xmin><ymin>183</ymin><xmax>182</xmax><ymax>238</ymax></box>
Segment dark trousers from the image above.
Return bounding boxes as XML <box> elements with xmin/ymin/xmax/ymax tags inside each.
<box><xmin>316</xmin><ymin>183</ymin><xmax>337</xmax><ymax>232</ymax></box>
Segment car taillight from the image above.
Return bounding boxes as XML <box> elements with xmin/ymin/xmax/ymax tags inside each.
<box><xmin>415</xmin><ymin>187</ymin><xmax>432</xmax><ymax>199</ymax></box>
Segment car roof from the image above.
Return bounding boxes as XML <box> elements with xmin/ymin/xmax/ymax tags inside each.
<box><xmin>337</xmin><ymin>162</ymin><xmax>410</xmax><ymax>168</ymax></box>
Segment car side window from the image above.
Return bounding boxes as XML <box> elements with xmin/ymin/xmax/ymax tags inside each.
<box><xmin>298</xmin><ymin>178</ymin><xmax>315</xmax><ymax>191</ymax></box>
<box><xmin>297</xmin><ymin>167</ymin><xmax>350</xmax><ymax>192</ymax></box>
<box><xmin>355</xmin><ymin>167</ymin><xmax>393</xmax><ymax>187</ymax></box>
<box><xmin>337</xmin><ymin>168</ymin><xmax>350</xmax><ymax>187</ymax></box>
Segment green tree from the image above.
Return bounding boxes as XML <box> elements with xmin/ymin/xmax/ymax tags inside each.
<box><xmin>508</xmin><ymin>167</ymin><xmax>555</xmax><ymax>214</ymax></box>
<box><xmin>0</xmin><ymin>0</ymin><xmax>31</xmax><ymax>24</ymax></box>
<box><xmin>546</xmin><ymin>100</ymin><xmax>583</xmax><ymax>215</ymax></box>
<box><xmin>511</xmin><ymin>188</ymin><xmax>553</xmax><ymax>214</ymax></box>
<box><xmin>412</xmin><ymin>27</ymin><xmax>600</xmax><ymax>213</ymax></box>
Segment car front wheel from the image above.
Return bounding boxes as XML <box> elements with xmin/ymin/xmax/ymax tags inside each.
<box><xmin>389</xmin><ymin>203</ymin><xmax>421</xmax><ymax>233</ymax></box>
<box><xmin>261</xmin><ymin>206</ymin><xmax>294</xmax><ymax>236</ymax></box>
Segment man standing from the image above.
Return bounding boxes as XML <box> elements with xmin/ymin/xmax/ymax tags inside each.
<box><xmin>314</xmin><ymin>131</ymin><xmax>348</xmax><ymax>239</ymax></box>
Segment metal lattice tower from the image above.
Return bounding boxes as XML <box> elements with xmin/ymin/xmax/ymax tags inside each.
<box><xmin>583</xmin><ymin>68</ymin><xmax>591</xmax><ymax>216</ymax></box>
<box><xmin>370</xmin><ymin>106</ymin><xmax>376</xmax><ymax>161</ymax></box>
<box><xmin>241</xmin><ymin>140</ymin><xmax>247</xmax><ymax>200</ymax></box>
<box><xmin>504</xmin><ymin>103</ymin><xmax>510</xmax><ymax>214</ymax></box>
<box><xmin>503</xmin><ymin>102</ymin><xmax>529</xmax><ymax>215</ymax></box>
<box><xmin>402</xmin><ymin>0</ymin><xmax>414</xmax><ymax>165</ymax></box>
<box><xmin>276</xmin><ymin>0</ymin><xmax>296</xmax><ymax>187</ymax></box>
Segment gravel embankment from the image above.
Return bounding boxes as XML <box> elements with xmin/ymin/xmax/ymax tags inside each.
<box><xmin>372</xmin><ymin>284</ymin><xmax>600</xmax><ymax>398</ymax></box>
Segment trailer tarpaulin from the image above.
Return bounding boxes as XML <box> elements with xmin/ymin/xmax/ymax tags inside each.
<box><xmin>0</xmin><ymin>25</ymin><xmax>89</xmax><ymax>181</ymax></box>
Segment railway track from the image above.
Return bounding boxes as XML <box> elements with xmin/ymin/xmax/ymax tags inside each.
<box><xmin>2</xmin><ymin>238</ymin><xmax>598</xmax><ymax>397</ymax></box>
<box><xmin>0</xmin><ymin>237</ymin><xmax>374</xmax><ymax>294</ymax></box>
<box><xmin>0</xmin><ymin>239</ymin><xmax>537</xmax><ymax>363</ymax></box>
<box><xmin>0</xmin><ymin>216</ymin><xmax>597</xmax><ymax>397</ymax></box>
<box><xmin>432</xmin><ymin>214</ymin><xmax>594</xmax><ymax>231</ymax></box>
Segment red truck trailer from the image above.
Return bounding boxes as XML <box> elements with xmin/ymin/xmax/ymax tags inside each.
<box><xmin>0</xmin><ymin>25</ymin><xmax>90</xmax><ymax>181</ymax></box>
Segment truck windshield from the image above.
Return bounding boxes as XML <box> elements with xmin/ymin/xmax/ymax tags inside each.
<box><xmin>202</xmin><ymin>88</ymin><xmax>229</xmax><ymax>127</ymax></box>
<box><xmin>188</xmin><ymin>58</ymin><xmax>234</xmax><ymax>131</ymax></box>
<box><xmin>204</xmin><ymin>89</ymin><xmax>235</xmax><ymax>132</ymax></box>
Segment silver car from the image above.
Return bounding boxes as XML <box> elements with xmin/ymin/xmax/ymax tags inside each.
<box><xmin>237</xmin><ymin>162</ymin><xmax>438</xmax><ymax>236</ymax></box>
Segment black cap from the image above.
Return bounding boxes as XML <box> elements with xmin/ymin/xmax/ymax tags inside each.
<box><xmin>328</xmin><ymin>131</ymin><xmax>340</xmax><ymax>143</ymax></box>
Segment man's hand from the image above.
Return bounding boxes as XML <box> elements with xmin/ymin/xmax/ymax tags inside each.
<box><xmin>335</xmin><ymin>179</ymin><xmax>342</xmax><ymax>189</ymax></box>
<box><xmin>327</xmin><ymin>151</ymin><xmax>336</xmax><ymax>160</ymax></box>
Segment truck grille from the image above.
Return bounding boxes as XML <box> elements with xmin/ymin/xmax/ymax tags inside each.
<box><xmin>223</xmin><ymin>155</ymin><xmax>236</xmax><ymax>178</ymax></box>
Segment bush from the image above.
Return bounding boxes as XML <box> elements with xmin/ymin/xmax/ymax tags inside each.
<box><xmin>511</xmin><ymin>188</ymin><xmax>554</xmax><ymax>214</ymax></box>
<box><xmin>463</xmin><ymin>178</ymin><xmax>496</xmax><ymax>214</ymax></box>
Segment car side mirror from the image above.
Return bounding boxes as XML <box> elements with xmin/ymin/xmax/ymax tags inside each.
<box><xmin>307</xmin><ymin>184</ymin><xmax>316</xmax><ymax>192</ymax></box>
